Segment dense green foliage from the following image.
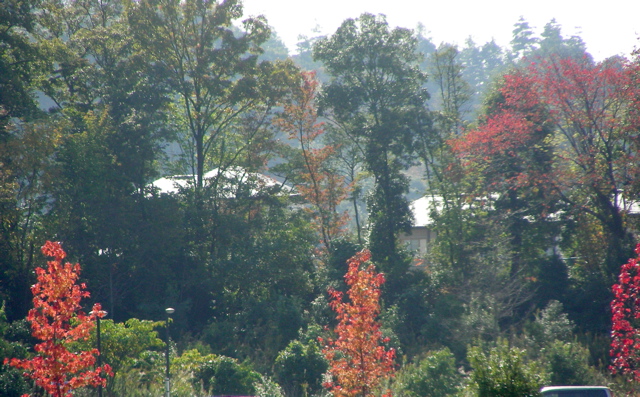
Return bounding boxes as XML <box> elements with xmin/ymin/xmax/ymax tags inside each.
<box><xmin>467</xmin><ymin>339</ymin><xmax>546</xmax><ymax>397</ymax></box>
<box><xmin>1</xmin><ymin>1</ymin><xmax>638</xmax><ymax>394</ymax></box>
<box><xmin>193</xmin><ymin>355</ymin><xmax>260</xmax><ymax>396</ymax></box>
<box><xmin>392</xmin><ymin>348</ymin><xmax>463</xmax><ymax>396</ymax></box>
<box><xmin>0</xmin><ymin>304</ymin><xmax>30</xmax><ymax>396</ymax></box>
<box><xmin>73</xmin><ymin>318</ymin><xmax>165</xmax><ymax>395</ymax></box>
<box><xmin>313</xmin><ymin>14</ymin><xmax>428</xmax><ymax>286</ymax></box>
<box><xmin>275</xmin><ymin>339</ymin><xmax>328</xmax><ymax>397</ymax></box>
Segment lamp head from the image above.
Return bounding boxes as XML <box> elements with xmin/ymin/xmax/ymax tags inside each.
<box><xmin>90</xmin><ymin>310</ymin><xmax>107</xmax><ymax>318</ymax></box>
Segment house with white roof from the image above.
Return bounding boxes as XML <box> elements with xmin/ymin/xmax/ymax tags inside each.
<box><xmin>149</xmin><ymin>167</ymin><xmax>294</xmax><ymax>198</ymax></box>
<box><xmin>399</xmin><ymin>195</ymin><xmax>443</xmax><ymax>255</ymax></box>
<box><xmin>400</xmin><ymin>193</ymin><xmax>640</xmax><ymax>257</ymax></box>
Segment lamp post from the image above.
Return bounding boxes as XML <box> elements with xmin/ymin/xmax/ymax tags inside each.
<box><xmin>90</xmin><ymin>310</ymin><xmax>107</xmax><ymax>397</ymax></box>
<box><xmin>165</xmin><ymin>307</ymin><xmax>175</xmax><ymax>397</ymax></box>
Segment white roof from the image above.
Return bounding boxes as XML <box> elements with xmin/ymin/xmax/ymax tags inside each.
<box><xmin>409</xmin><ymin>195</ymin><xmax>445</xmax><ymax>227</ymax></box>
<box><xmin>409</xmin><ymin>194</ymin><xmax>640</xmax><ymax>228</ymax></box>
<box><xmin>149</xmin><ymin>167</ymin><xmax>292</xmax><ymax>197</ymax></box>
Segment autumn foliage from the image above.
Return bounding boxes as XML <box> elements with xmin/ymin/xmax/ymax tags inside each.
<box><xmin>455</xmin><ymin>56</ymin><xmax>640</xmax><ymax>201</ymax></box>
<box><xmin>321</xmin><ymin>250</ymin><xmax>396</xmax><ymax>397</ymax></box>
<box><xmin>454</xmin><ymin>55</ymin><xmax>640</xmax><ymax>279</ymax></box>
<box><xmin>532</xmin><ymin>57</ymin><xmax>640</xmax><ymax>197</ymax></box>
<box><xmin>610</xmin><ymin>244</ymin><xmax>640</xmax><ymax>381</ymax></box>
<box><xmin>451</xmin><ymin>69</ymin><xmax>554</xmax><ymax>198</ymax></box>
<box><xmin>275</xmin><ymin>71</ymin><xmax>350</xmax><ymax>253</ymax></box>
<box><xmin>6</xmin><ymin>241</ymin><xmax>112</xmax><ymax>397</ymax></box>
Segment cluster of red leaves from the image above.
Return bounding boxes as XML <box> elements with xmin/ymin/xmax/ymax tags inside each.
<box><xmin>6</xmin><ymin>241</ymin><xmax>112</xmax><ymax>397</ymax></box>
<box><xmin>321</xmin><ymin>250</ymin><xmax>395</xmax><ymax>397</ymax></box>
<box><xmin>530</xmin><ymin>57</ymin><xmax>640</xmax><ymax>191</ymax></box>
<box><xmin>611</xmin><ymin>244</ymin><xmax>640</xmax><ymax>381</ymax></box>
<box><xmin>451</xmin><ymin>70</ymin><xmax>554</xmax><ymax>195</ymax></box>
<box><xmin>453</xmin><ymin>55</ymin><xmax>640</xmax><ymax>212</ymax></box>
<box><xmin>275</xmin><ymin>71</ymin><xmax>351</xmax><ymax>253</ymax></box>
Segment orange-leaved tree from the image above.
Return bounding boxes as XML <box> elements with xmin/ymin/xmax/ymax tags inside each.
<box><xmin>275</xmin><ymin>70</ymin><xmax>350</xmax><ymax>254</ymax></box>
<box><xmin>321</xmin><ymin>250</ymin><xmax>396</xmax><ymax>397</ymax></box>
<box><xmin>6</xmin><ymin>241</ymin><xmax>112</xmax><ymax>397</ymax></box>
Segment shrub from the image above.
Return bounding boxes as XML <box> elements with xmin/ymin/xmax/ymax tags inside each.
<box><xmin>467</xmin><ymin>339</ymin><xmax>546</xmax><ymax>397</ymax></box>
<box><xmin>193</xmin><ymin>355</ymin><xmax>260</xmax><ymax>395</ymax></box>
<box><xmin>393</xmin><ymin>348</ymin><xmax>463</xmax><ymax>397</ymax></box>
<box><xmin>275</xmin><ymin>339</ymin><xmax>328</xmax><ymax>397</ymax></box>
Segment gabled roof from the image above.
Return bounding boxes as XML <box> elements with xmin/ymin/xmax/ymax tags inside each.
<box><xmin>149</xmin><ymin>167</ymin><xmax>293</xmax><ymax>197</ymax></box>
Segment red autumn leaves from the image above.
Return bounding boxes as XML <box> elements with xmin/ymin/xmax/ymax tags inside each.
<box><xmin>6</xmin><ymin>241</ymin><xmax>111</xmax><ymax>397</ymax></box>
<box><xmin>454</xmin><ymin>56</ymin><xmax>640</xmax><ymax>200</ymax></box>
<box><xmin>321</xmin><ymin>250</ymin><xmax>395</xmax><ymax>397</ymax></box>
<box><xmin>611</xmin><ymin>244</ymin><xmax>640</xmax><ymax>382</ymax></box>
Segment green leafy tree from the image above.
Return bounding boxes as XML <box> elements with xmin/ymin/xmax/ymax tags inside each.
<box><xmin>313</xmin><ymin>13</ymin><xmax>430</xmax><ymax>290</ymax></box>
<box><xmin>199</xmin><ymin>196</ymin><xmax>316</xmax><ymax>369</ymax></box>
<box><xmin>193</xmin><ymin>355</ymin><xmax>260</xmax><ymax>396</ymax></box>
<box><xmin>0</xmin><ymin>0</ymin><xmax>42</xmax><ymax>124</ymax></box>
<box><xmin>275</xmin><ymin>339</ymin><xmax>328</xmax><ymax>397</ymax></box>
<box><xmin>73</xmin><ymin>318</ymin><xmax>164</xmax><ymax>396</ymax></box>
<box><xmin>260</xmin><ymin>30</ymin><xmax>291</xmax><ymax>62</ymax></box>
<box><xmin>537</xmin><ymin>19</ymin><xmax>588</xmax><ymax>60</ymax></box>
<box><xmin>128</xmin><ymin>0</ymin><xmax>295</xmax><ymax>187</ymax></box>
<box><xmin>27</xmin><ymin>0</ymin><xmax>175</xmax><ymax>324</ymax></box>
<box><xmin>292</xmin><ymin>31</ymin><xmax>328</xmax><ymax>81</ymax></box>
<box><xmin>458</xmin><ymin>37</ymin><xmax>507</xmax><ymax>112</ymax></box>
<box><xmin>416</xmin><ymin>43</ymin><xmax>473</xmax><ymax>277</ymax></box>
<box><xmin>0</xmin><ymin>303</ymin><xmax>31</xmax><ymax>396</ymax></box>
<box><xmin>0</xmin><ymin>119</ymin><xmax>60</xmax><ymax>319</ymax></box>
<box><xmin>322</xmin><ymin>123</ymin><xmax>368</xmax><ymax>246</ymax></box>
<box><xmin>521</xmin><ymin>302</ymin><xmax>601</xmax><ymax>387</ymax></box>
<box><xmin>392</xmin><ymin>348</ymin><xmax>463</xmax><ymax>397</ymax></box>
<box><xmin>467</xmin><ymin>339</ymin><xmax>546</xmax><ymax>397</ymax></box>
<box><xmin>525</xmin><ymin>301</ymin><xmax>574</xmax><ymax>348</ymax></box>
<box><xmin>543</xmin><ymin>340</ymin><xmax>598</xmax><ymax>386</ymax></box>
<box><xmin>47</xmin><ymin>111</ymin><xmax>146</xmax><ymax>320</ymax></box>
<box><xmin>509</xmin><ymin>17</ymin><xmax>539</xmax><ymax>60</ymax></box>
<box><xmin>36</xmin><ymin>0</ymin><xmax>171</xmax><ymax>190</ymax></box>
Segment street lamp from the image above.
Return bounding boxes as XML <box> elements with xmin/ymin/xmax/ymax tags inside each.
<box><xmin>90</xmin><ymin>309</ymin><xmax>107</xmax><ymax>397</ymax></box>
<box><xmin>165</xmin><ymin>307</ymin><xmax>175</xmax><ymax>397</ymax></box>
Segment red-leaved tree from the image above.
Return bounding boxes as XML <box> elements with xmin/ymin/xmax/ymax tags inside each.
<box><xmin>610</xmin><ymin>243</ymin><xmax>640</xmax><ymax>382</ymax></box>
<box><xmin>455</xmin><ymin>54</ymin><xmax>640</xmax><ymax>281</ymax></box>
<box><xmin>6</xmin><ymin>241</ymin><xmax>112</xmax><ymax>397</ymax></box>
<box><xmin>321</xmin><ymin>250</ymin><xmax>395</xmax><ymax>397</ymax></box>
<box><xmin>452</xmin><ymin>69</ymin><xmax>555</xmax><ymax>198</ymax></box>
<box><xmin>532</xmin><ymin>57</ymin><xmax>640</xmax><ymax>261</ymax></box>
<box><xmin>451</xmin><ymin>69</ymin><xmax>558</xmax><ymax>277</ymax></box>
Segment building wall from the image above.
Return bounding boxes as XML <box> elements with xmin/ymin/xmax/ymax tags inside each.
<box><xmin>399</xmin><ymin>226</ymin><xmax>435</xmax><ymax>255</ymax></box>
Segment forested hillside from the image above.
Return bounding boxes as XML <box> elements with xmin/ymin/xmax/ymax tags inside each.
<box><xmin>1</xmin><ymin>0</ymin><xmax>639</xmax><ymax>395</ymax></box>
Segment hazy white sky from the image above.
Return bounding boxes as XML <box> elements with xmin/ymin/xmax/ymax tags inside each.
<box><xmin>242</xmin><ymin>0</ymin><xmax>640</xmax><ymax>61</ymax></box>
